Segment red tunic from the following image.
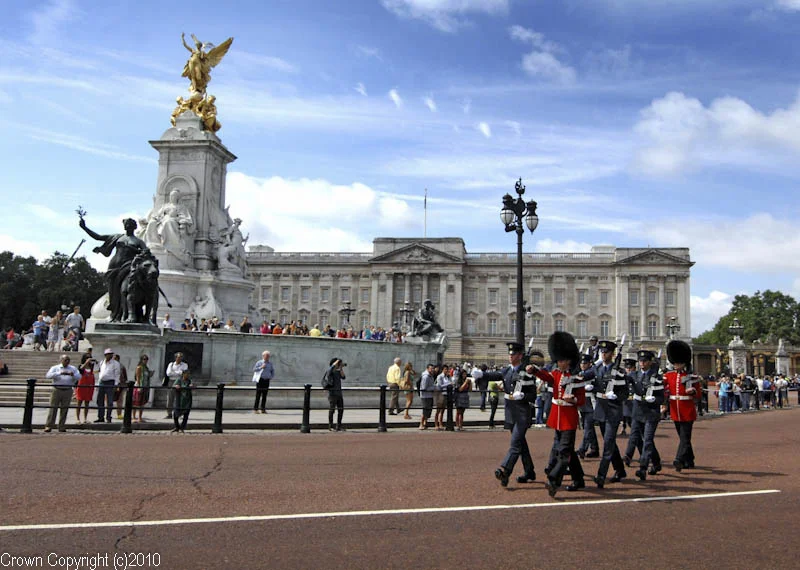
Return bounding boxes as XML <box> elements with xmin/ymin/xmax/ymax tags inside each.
<box><xmin>537</xmin><ymin>369</ymin><xmax>585</xmax><ymax>431</ymax></box>
<box><xmin>663</xmin><ymin>370</ymin><xmax>700</xmax><ymax>422</ymax></box>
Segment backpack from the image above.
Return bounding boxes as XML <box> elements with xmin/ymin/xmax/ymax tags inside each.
<box><xmin>321</xmin><ymin>367</ymin><xmax>333</xmax><ymax>389</ymax></box>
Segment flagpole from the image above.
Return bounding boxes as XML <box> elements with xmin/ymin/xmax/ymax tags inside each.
<box><xmin>424</xmin><ymin>188</ymin><xmax>427</xmax><ymax>238</ymax></box>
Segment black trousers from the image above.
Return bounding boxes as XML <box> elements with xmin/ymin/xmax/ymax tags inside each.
<box><xmin>624</xmin><ymin>417</ymin><xmax>644</xmax><ymax>460</ymax></box>
<box><xmin>548</xmin><ymin>429</ymin><xmax>584</xmax><ymax>487</ymax></box>
<box><xmin>488</xmin><ymin>397</ymin><xmax>499</xmax><ymax>427</ymax></box>
<box><xmin>328</xmin><ymin>393</ymin><xmax>344</xmax><ymax>427</ymax></box>
<box><xmin>578</xmin><ymin>408</ymin><xmax>599</xmax><ymax>453</ymax></box>
<box><xmin>596</xmin><ymin>419</ymin><xmax>625</xmax><ymax>480</ymax></box>
<box><xmin>173</xmin><ymin>408</ymin><xmax>190</xmax><ymax>431</ymax></box>
<box><xmin>254</xmin><ymin>379</ymin><xmax>271</xmax><ymax>410</ymax></box>
<box><xmin>639</xmin><ymin>418</ymin><xmax>661</xmax><ymax>470</ymax></box>
<box><xmin>674</xmin><ymin>421</ymin><xmax>695</xmax><ymax>467</ymax></box>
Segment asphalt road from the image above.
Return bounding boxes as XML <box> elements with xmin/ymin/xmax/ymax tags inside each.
<box><xmin>2</xmin><ymin>408</ymin><xmax>798</xmax><ymax>570</ymax></box>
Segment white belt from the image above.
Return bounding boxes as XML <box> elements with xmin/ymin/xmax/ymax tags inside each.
<box><xmin>632</xmin><ymin>395</ymin><xmax>642</xmax><ymax>401</ymax></box>
<box><xmin>670</xmin><ymin>395</ymin><xmax>693</xmax><ymax>400</ymax></box>
<box><xmin>649</xmin><ymin>385</ymin><xmax>664</xmax><ymax>391</ymax></box>
<box><xmin>546</xmin><ymin>387</ymin><xmax>554</xmax><ymax>393</ymax></box>
<box><xmin>610</xmin><ymin>379</ymin><xmax>627</xmax><ymax>386</ymax></box>
<box><xmin>553</xmin><ymin>399</ymin><xmax>574</xmax><ymax>407</ymax></box>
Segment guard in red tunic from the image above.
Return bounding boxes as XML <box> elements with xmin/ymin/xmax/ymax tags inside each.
<box><xmin>535</xmin><ymin>332</ymin><xmax>586</xmax><ymax>497</ymax></box>
<box><xmin>663</xmin><ymin>340</ymin><xmax>701</xmax><ymax>472</ymax></box>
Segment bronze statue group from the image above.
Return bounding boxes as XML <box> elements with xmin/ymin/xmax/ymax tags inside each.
<box><xmin>494</xmin><ymin>331</ymin><xmax>701</xmax><ymax>497</ymax></box>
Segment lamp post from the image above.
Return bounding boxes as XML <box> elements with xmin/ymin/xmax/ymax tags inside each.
<box><xmin>665</xmin><ymin>316</ymin><xmax>681</xmax><ymax>340</ymax></box>
<box><xmin>728</xmin><ymin>317</ymin><xmax>744</xmax><ymax>341</ymax></box>
<box><xmin>399</xmin><ymin>301</ymin><xmax>415</xmax><ymax>331</ymax></box>
<box><xmin>501</xmin><ymin>178</ymin><xmax>539</xmax><ymax>347</ymax></box>
<box><xmin>339</xmin><ymin>301</ymin><xmax>355</xmax><ymax>327</ymax></box>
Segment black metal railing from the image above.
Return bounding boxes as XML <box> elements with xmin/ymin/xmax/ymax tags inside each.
<box><xmin>4</xmin><ymin>380</ymin><xmax>476</xmax><ymax>434</ymax></box>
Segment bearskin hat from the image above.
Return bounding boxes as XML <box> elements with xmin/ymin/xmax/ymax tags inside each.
<box><xmin>666</xmin><ymin>340</ymin><xmax>692</xmax><ymax>365</ymax></box>
<box><xmin>548</xmin><ymin>331</ymin><xmax>579</xmax><ymax>368</ymax></box>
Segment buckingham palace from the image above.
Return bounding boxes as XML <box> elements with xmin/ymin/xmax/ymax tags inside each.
<box><xmin>245</xmin><ymin>237</ymin><xmax>693</xmax><ymax>362</ymax></box>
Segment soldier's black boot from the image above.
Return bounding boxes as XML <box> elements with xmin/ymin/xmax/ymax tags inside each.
<box><xmin>566</xmin><ymin>480</ymin><xmax>585</xmax><ymax>492</ymax></box>
<box><xmin>585</xmin><ymin>449</ymin><xmax>599</xmax><ymax>458</ymax></box>
<box><xmin>516</xmin><ymin>471</ymin><xmax>536</xmax><ymax>484</ymax></box>
<box><xmin>609</xmin><ymin>470</ymin><xmax>627</xmax><ymax>483</ymax></box>
<box><xmin>648</xmin><ymin>463</ymin><xmax>662</xmax><ymax>476</ymax></box>
<box><xmin>593</xmin><ymin>475</ymin><xmax>605</xmax><ymax>489</ymax></box>
<box><xmin>544</xmin><ymin>478</ymin><xmax>558</xmax><ymax>497</ymax></box>
<box><xmin>635</xmin><ymin>468</ymin><xmax>647</xmax><ymax>481</ymax></box>
<box><xmin>495</xmin><ymin>467</ymin><xmax>510</xmax><ymax>487</ymax></box>
<box><xmin>623</xmin><ymin>455</ymin><xmax>632</xmax><ymax>468</ymax></box>
<box><xmin>672</xmin><ymin>459</ymin><xmax>683</xmax><ymax>473</ymax></box>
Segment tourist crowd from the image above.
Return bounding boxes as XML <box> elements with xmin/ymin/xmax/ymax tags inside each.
<box><xmin>161</xmin><ymin>312</ymin><xmax>408</xmax><ymax>342</ymax></box>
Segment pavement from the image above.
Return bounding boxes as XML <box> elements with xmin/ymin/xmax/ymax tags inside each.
<box><xmin>2</xmin><ymin>406</ymin><xmax>799</xmax><ymax>569</ymax></box>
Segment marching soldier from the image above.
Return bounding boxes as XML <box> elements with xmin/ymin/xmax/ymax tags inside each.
<box><xmin>576</xmin><ymin>354</ymin><xmax>600</xmax><ymax>459</ymax></box>
<box><xmin>592</xmin><ymin>339</ymin><xmax>629</xmax><ymax>488</ymax></box>
<box><xmin>535</xmin><ymin>332</ymin><xmax>586</xmax><ymax>496</ymax></box>
<box><xmin>494</xmin><ymin>342</ymin><xmax>537</xmax><ymax>487</ymax></box>
<box><xmin>626</xmin><ymin>349</ymin><xmax>664</xmax><ymax>480</ymax></box>
<box><xmin>620</xmin><ymin>357</ymin><xmax>637</xmax><ymax>436</ymax></box>
<box><xmin>663</xmin><ymin>340</ymin><xmax>701</xmax><ymax>471</ymax></box>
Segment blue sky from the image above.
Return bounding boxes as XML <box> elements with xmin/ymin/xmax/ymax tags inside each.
<box><xmin>2</xmin><ymin>0</ymin><xmax>800</xmax><ymax>336</ymax></box>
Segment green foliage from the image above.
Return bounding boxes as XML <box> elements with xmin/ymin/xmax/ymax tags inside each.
<box><xmin>693</xmin><ymin>290</ymin><xmax>800</xmax><ymax>345</ymax></box>
<box><xmin>0</xmin><ymin>251</ymin><xmax>105</xmax><ymax>332</ymax></box>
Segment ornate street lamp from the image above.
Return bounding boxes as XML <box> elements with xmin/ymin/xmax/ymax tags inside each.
<box><xmin>728</xmin><ymin>317</ymin><xmax>744</xmax><ymax>341</ymax></box>
<box><xmin>665</xmin><ymin>316</ymin><xmax>681</xmax><ymax>340</ymax></box>
<box><xmin>501</xmin><ymin>178</ymin><xmax>539</xmax><ymax>346</ymax></box>
<box><xmin>399</xmin><ymin>300</ymin><xmax>415</xmax><ymax>330</ymax></box>
<box><xmin>339</xmin><ymin>301</ymin><xmax>355</xmax><ymax>326</ymax></box>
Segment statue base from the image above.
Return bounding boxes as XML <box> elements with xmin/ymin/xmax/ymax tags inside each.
<box><xmin>95</xmin><ymin>322</ymin><xmax>161</xmax><ymax>335</ymax></box>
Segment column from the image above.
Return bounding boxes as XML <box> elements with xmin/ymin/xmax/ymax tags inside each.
<box><xmin>384</xmin><ymin>273</ymin><xmax>394</xmax><ymax>328</ymax></box>
<box><xmin>370</xmin><ymin>273</ymin><xmax>380</xmax><ymax>327</ymax></box>
<box><xmin>439</xmin><ymin>274</ymin><xmax>448</xmax><ymax>330</ymax></box>
<box><xmin>657</xmin><ymin>276</ymin><xmax>666</xmax><ymax>341</ymax></box>
<box><xmin>639</xmin><ymin>278</ymin><xmax>647</xmax><ymax>341</ymax></box>
<box><xmin>615</xmin><ymin>272</ymin><xmax>629</xmax><ymax>341</ymax></box>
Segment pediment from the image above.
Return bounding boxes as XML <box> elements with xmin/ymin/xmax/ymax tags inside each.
<box><xmin>370</xmin><ymin>243</ymin><xmax>463</xmax><ymax>264</ymax></box>
<box><xmin>615</xmin><ymin>249</ymin><xmax>694</xmax><ymax>267</ymax></box>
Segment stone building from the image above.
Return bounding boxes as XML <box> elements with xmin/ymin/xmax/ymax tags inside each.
<box><xmin>246</xmin><ymin>238</ymin><xmax>693</xmax><ymax>362</ymax></box>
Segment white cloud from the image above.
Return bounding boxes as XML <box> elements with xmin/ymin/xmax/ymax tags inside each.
<box><xmin>355</xmin><ymin>45</ymin><xmax>382</xmax><ymax>60</ymax></box>
<box><xmin>533</xmin><ymin>239</ymin><xmax>593</xmax><ymax>253</ymax></box>
<box><xmin>477</xmin><ymin>122</ymin><xmax>491</xmax><ymax>138</ymax></box>
<box><xmin>355</xmin><ymin>82</ymin><xmax>368</xmax><ymax>96</ymax></box>
<box><xmin>18</xmin><ymin>124</ymin><xmax>155</xmax><ymax>163</ymax></box>
<box><xmin>0</xmin><ymin>235</ymin><xmax>49</xmax><ymax>259</ymax></box>
<box><xmin>228</xmin><ymin>51</ymin><xmax>298</xmax><ymax>74</ymax></box>
<box><xmin>775</xmin><ymin>0</ymin><xmax>800</xmax><ymax>10</ymax></box>
<box><xmin>641</xmin><ymin>213</ymin><xmax>800</xmax><ymax>273</ymax></box>
<box><xmin>509</xmin><ymin>25</ymin><xmax>576</xmax><ymax>84</ymax></box>
<box><xmin>27</xmin><ymin>0</ymin><xmax>80</xmax><ymax>45</ymax></box>
<box><xmin>462</xmin><ymin>98</ymin><xmax>471</xmax><ymax>114</ymax></box>
<box><xmin>226</xmin><ymin>173</ymin><xmax>417</xmax><ymax>252</ymax></box>
<box><xmin>423</xmin><ymin>95</ymin><xmax>437</xmax><ymax>112</ymax></box>
<box><xmin>633</xmin><ymin>90</ymin><xmax>800</xmax><ymax>176</ymax></box>
<box><xmin>504</xmin><ymin>120</ymin><xmax>521</xmax><ymax>135</ymax></box>
<box><xmin>691</xmin><ymin>290</ymin><xmax>734</xmax><ymax>336</ymax></box>
<box><xmin>388</xmin><ymin>88</ymin><xmax>403</xmax><ymax>108</ymax></box>
<box><xmin>382</xmin><ymin>0</ymin><xmax>509</xmax><ymax>32</ymax></box>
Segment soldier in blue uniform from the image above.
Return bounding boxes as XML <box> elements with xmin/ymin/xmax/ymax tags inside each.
<box><xmin>494</xmin><ymin>342</ymin><xmax>537</xmax><ymax>487</ymax></box>
<box><xmin>620</xmin><ymin>357</ymin><xmax>637</xmax><ymax>437</ymax></box>
<box><xmin>592</xmin><ymin>340</ymin><xmax>629</xmax><ymax>488</ymax></box>
<box><xmin>627</xmin><ymin>349</ymin><xmax>664</xmax><ymax>480</ymax></box>
<box><xmin>576</xmin><ymin>353</ymin><xmax>599</xmax><ymax>459</ymax></box>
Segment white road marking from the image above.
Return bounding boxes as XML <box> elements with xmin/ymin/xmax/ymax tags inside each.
<box><xmin>0</xmin><ymin>489</ymin><xmax>780</xmax><ymax>532</ymax></box>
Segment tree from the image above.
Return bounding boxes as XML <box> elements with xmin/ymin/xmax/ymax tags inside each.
<box><xmin>694</xmin><ymin>290</ymin><xmax>800</xmax><ymax>345</ymax></box>
<box><xmin>0</xmin><ymin>251</ymin><xmax>106</xmax><ymax>332</ymax></box>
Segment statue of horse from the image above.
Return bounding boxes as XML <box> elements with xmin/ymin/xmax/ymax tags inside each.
<box><xmin>122</xmin><ymin>250</ymin><xmax>160</xmax><ymax>324</ymax></box>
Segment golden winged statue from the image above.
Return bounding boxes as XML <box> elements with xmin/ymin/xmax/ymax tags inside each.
<box><xmin>172</xmin><ymin>33</ymin><xmax>232</xmax><ymax>131</ymax></box>
<box><xmin>181</xmin><ymin>33</ymin><xmax>233</xmax><ymax>95</ymax></box>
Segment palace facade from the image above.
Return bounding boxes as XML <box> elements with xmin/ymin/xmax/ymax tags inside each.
<box><xmin>246</xmin><ymin>238</ymin><xmax>693</xmax><ymax>363</ymax></box>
